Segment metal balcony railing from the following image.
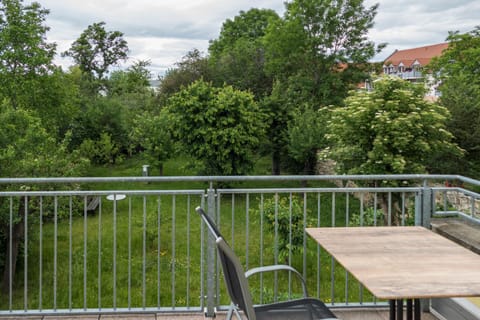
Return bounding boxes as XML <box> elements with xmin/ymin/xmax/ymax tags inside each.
<box><xmin>0</xmin><ymin>174</ymin><xmax>479</xmax><ymax>317</ymax></box>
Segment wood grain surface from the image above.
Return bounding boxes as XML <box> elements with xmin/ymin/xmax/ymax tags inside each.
<box><xmin>306</xmin><ymin>226</ymin><xmax>480</xmax><ymax>300</ymax></box>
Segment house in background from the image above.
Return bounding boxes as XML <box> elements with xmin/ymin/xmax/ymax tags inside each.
<box><xmin>383</xmin><ymin>42</ymin><xmax>449</xmax><ymax>98</ymax></box>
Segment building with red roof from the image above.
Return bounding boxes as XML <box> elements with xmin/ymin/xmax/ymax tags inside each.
<box><xmin>382</xmin><ymin>42</ymin><xmax>449</xmax><ymax>97</ymax></box>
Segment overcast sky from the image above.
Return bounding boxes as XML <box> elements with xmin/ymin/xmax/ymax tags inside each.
<box><xmin>34</xmin><ymin>0</ymin><xmax>480</xmax><ymax>78</ymax></box>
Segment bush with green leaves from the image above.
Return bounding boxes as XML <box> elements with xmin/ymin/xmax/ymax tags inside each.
<box><xmin>261</xmin><ymin>195</ymin><xmax>312</xmax><ymax>263</ymax></box>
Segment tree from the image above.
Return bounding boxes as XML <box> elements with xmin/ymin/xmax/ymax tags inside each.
<box><xmin>264</xmin><ymin>0</ymin><xmax>385</xmax><ymax>106</ymax></box>
<box><xmin>158</xmin><ymin>49</ymin><xmax>210</xmax><ymax>100</ymax></box>
<box><xmin>63</xmin><ymin>21</ymin><xmax>128</xmax><ymax>93</ymax></box>
<box><xmin>287</xmin><ymin>105</ymin><xmax>327</xmax><ymax>175</ymax></box>
<box><xmin>327</xmin><ymin>77</ymin><xmax>462</xmax><ymax>224</ymax></box>
<box><xmin>166</xmin><ymin>80</ymin><xmax>266</xmax><ymax>176</ymax></box>
<box><xmin>429</xmin><ymin>26</ymin><xmax>480</xmax><ymax>177</ymax></box>
<box><xmin>259</xmin><ymin>0</ymin><xmax>384</xmax><ymax>173</ymax></box>
<box><xmin>0</xmin><ymin>0</ymin><xmax>56</xmax><ymax>109</ymax></box>
<box><xmin>130</xmin><ymin>110</ymin><xmax>174</xmax><ymax>175</ymax></box>
<box><xmin>0</xmin><ymin>103</ymin><xmax>89</xmax><ymax>292</ymax></box>
<box><xmin>208</xmin><ymin>8</ymin><xmax>280</xmax><ymax>98</ymax></box>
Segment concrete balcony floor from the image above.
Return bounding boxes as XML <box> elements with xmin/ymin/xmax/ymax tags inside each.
<box><xmin>0</xmin><ymin>308</ymin><xmax>440</xmax><ymax>320</ymax></box>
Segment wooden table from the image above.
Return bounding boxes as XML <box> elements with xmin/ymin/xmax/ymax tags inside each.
<box><xmin>306</xmin><ymin>226</ymin><xmax>480</xmax><ymax>320</ymax></box>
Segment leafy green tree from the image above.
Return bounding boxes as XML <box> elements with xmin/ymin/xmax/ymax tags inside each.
<box><xmin>63</xmin><ymin>21</ymin><xmax>128</xmax><ymax>93</ymax></box>
<box><xmin>264</xmin><ymin>0</ymin><xmax>384</xmax><ymax>106</ymax></box>
<box><xmin>158</xmin><ymin>49</ymin><xmax>210</xmax><ymax>100</ymax></box>
<box><xmin>429</xmin><ymin>26</ymin><xmax>480</xmax><ymax>176</ymax></box>
<box><xmin>166</xmin><ymin>80</ymin><xmax>266</xmax><ymax>176</ymax></box>
<box><xmin>69</xmin><ymin>98</ymin><xmax>129</xmax><ymax>164</ymax></box>
<box><xmin>0</xmin><ymin>103</ymin><xmax>89</xmax><ymax>291</ymax></box>
<box><xmin>287</xmin><ymin>105</ymin><xmax>327</xmax><ymax>175</ymax></box>
<box><xmin>208</xmin><ymin>8</ymin><xmax>280</xmax><ymax>98</ymax></box>
<box><xmin>0</xmin><ymin>0</ymin><xmax>56</xmax><ymax>109</ymax></box>
<box><xmin>327</xmin><ymin>77</ymin><xmax>462</xmax><ymax>224</ymax></box>
<box><xmin>259</xmin><ymin>0</ymin><xmax>384</xmax><ymax>173</ymax></box>
<box><xmin>130</xmin><ymin>110</ymin><xmax>174</xmax><ymax>175</ymax></box>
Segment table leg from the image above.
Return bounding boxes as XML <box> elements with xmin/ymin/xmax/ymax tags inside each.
<box><xmin>396</xmin><ymin>299</ymin><xmax>404</xmax><ymax>319</ymax></box>
<box><xmin>407</xmin><ymin>299</ymin><xmax>413</xmax><ymax>320</ymax></box>
<box><xmin>414</xmin><ymin>299</ymin><xmax>421</xmax><ymax>320</ymax></box>
<box><xmin>389</xmin><ymin>300</ymin><xmax>396</xmax><ymax>320</ymax></box>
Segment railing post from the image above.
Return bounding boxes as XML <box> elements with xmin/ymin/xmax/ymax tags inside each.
<box><xmin>205</xmin><ymin>182</ymin><xmax>216</xmax><ymax>318</ymax></box>
<box><xmin>416</xmin><ymin>180</ymin><xmax>433</xmax><ymax>227</ymax></box>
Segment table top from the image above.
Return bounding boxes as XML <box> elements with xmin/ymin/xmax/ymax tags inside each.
<box><xmin>306</xmin><ymin>226</ymin><xmax>480</xmax><ymax>300</ymax></box>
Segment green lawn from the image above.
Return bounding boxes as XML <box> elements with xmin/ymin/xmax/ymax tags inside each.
<box><xmin>2</xmin><ymin>155</ymin><xmax>374</xmax><ymax>311</ymax></box>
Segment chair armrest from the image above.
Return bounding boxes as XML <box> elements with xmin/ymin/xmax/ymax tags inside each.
<box><xmin>245</xmin><ymin>264</ymin><xmax>308</xmax><ymax>297</ymax></box>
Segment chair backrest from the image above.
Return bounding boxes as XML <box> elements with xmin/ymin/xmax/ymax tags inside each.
<box><xmin>195</xmin><ymin>207</ymin><xmax>256</xmax><ymax>319</ymax></box>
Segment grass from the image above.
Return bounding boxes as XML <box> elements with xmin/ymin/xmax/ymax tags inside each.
<box><xmin>2</xmin><ymin>155</ymin><xmax>375</xmax><ymax>311</ymax></box>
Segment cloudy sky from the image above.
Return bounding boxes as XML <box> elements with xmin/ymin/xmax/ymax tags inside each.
<box><xmin>34</xmin><ymin>0</ymin><xmax>480</xmax><ymax>78</ymax></box>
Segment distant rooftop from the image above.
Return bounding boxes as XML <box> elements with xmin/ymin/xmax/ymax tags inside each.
<box><xmin>383</xmin><ymin>43</ymin><xmax>449</xmax><ymax>68</ymax></box>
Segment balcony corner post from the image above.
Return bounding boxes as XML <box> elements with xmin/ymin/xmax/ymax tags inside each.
<box><xmin>205</xmin><ymin>182</ymin><xmax>217</xmax><ymax>318</ymax></box>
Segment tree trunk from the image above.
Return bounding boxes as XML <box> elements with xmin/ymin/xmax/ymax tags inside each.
<box><xmin>2</xmin><ymin>197</ymin><xmax>25</xmax><ymax>294</ymax></box>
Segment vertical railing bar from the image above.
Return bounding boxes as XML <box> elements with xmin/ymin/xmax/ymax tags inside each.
<box><xmin>83</xmin><ymin>196</ymin><xmax>87</xmax><ymax>311</ymax></box>
<box><xmin>401</xmin><ymin>192</ymin><xmax>406</xmax><ymax>226</ymax></box>
<box><xmin>68</xmin><ymin>196</ymin><xmax>73</xmax><ymax>311</ymax></box>
<box><xmin>142</xmin><ymin>195</ymin><xmax>147</xmax><ymax>309</ymax></box>
<box><xmin>186</xmin><ymin>196</ymin><xmax>191</xmax><ymax>307</ymax></box>
<box><xmin>172</xmin><ymin>195</ymin><xmax>176</xmax><ymax>309</ymax></box>
<box><xmin>98</xmin><ymin>196</ymin><xmax>103</xmax><ymax>311</ymax></box>
<box><xmin>245</xmin><ymin>193</ymin><xmax>249</xmax><ymax>270</ymax></box>
<box><xmin>358</xmin><ymin>192</ymin><xmax>364</xmax><ymax>303</ymax></box>
<box><xmin>216</xmin><ymin>191</ymin><xmax>221</xmax><ymax>307</ymax></box>
<box><xmin>443</xmin><ymin>190</ymin><xmax>447</xmax><ymax>212</ymax></box>
<box><xmin>345</xmin><ymin>193</ymin><xmax>349</xmax><ymax>305</ymax></box>
<box><xmin>274</xmin><ymin>192</ymin><xmax>279</xmax><ymax>301</ymax></box>
<box><xmin>346</xmin><ymin>193</ymin><xmax>350</xmax><ymax>226</ymax></box>
<box><xmin>53</xmin><ymin>196</ymin><xmax>58</xmax><ymax>311</ymax></box>
<box><xmin>302</xmin><ymin>192</ymin><xmax>307</xmax><ymax>288</ymax></box>
<box><xmin>113</xmin><ymin>197</ymin><xmax>117</xmax><ymax>310</ymax></box>
<box><xmin>24</xmin><ymin>196</ymin><xmax>28</xmax><ymax>312</ymax></box>
<box><xmin>9</xmin><ymin>197</ymin><xmax>13</xmax><ymax>312</ymax></box>
<box><xmin>128</xmin><ymin>197</ymin><xmax>132</xmax><ymax>310</ymax></box>
<box><xmin>39</xmin><ymin>196</ymin><xmax>43</xmax><ymax>311</ymax></box>
<box><xmin>259</xmin><ymin>193</ymin><xmax>264</xmax><ymax>304</ymax></box>
<box><xmin>388</xmin><ymin>192</ymin><xmax>392</xmax><ymax>226</ymax></box>
<box><xmin>316</xmin><ymin>193</ymin><xmax>321</xmax><ymax>298</ymax></box>
<box><xmin>199</xmin><ymin>193</ymin><xmax>205</xmax><ymax>311</ymax></box>
<box><xmin>331</xmin><ymin>193</ymin><xmax>335</xmax><ymax>305</ymax></box>
<box><xmin>374</xmin><ymin>193</ymin><xmax>378</xmax><ymax>226</ymax></box>
<box><xmin>471</xmin><ymin>195</ymin><xmax>475</xmax><ymax>218</ymax></box>
<box><xmin>231</xmin><ymin>194</ymin><xmax>235</xmax><ymax>249</ymax></box>
<box><xmin>360</xmin><ymin>193</ymin><xmax>364</xmax><ymax>226</ymax></box>
<box><xmin>157</xmin><ymin>196</ymin><xmax>162</xmax><ymax>309</ymax></box>
<box><xmin>289</xmin><ymin>193</ymin><xmax>293</xmax><ymax>298</ymax></box>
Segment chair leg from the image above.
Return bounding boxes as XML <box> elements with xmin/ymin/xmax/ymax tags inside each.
<box><xmin>227</xmin><ymin>303</ymin><xmax>243</xmax><ymax>320</ymax></box>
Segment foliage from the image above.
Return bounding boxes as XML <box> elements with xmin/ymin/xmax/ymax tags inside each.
<box><xmin>261</xmin><ymin>195</ymin><xmax>312</xmax><ymax>263</ymax></box>
<box><xmin>69</xmin><ymin>97</ymin><xmax>130</xmax><ymax>163</ymax></box>
<box><xmin>63</xmin><ymin>21</ymin><xmax>129</xmax><ymax>93</ymax></box>
<box><xmin>349</xmin><ymin>207</ymin><xmax>384</xmax><ymax>227</ymax></box>
<box><xmin>257</xmin><ymin>0</ymin><xmax>385</xmax><ymax>173</ymax></box>
<box><xmin>287</xmin><ymin>105</ymin><xmax>328</xmax><ymax>174</ymax></box>
<box><xmin>429</xmin><ymin>26</ymin><xmax>480</xmax><ymax>177</ymax></box>
<box><xmin>158</xmin><ymin>49</ymin><xmax>210</xmax><ymax>100</ymax></box>
<box><xmin>165</xmin><ymin>80</ymin><xmax>266</xmax><ymax>176</ymax></box>
<box><xmin>208</xmin><ymin>8</ymin><xmax>280</xmax><ymax>98</ymax></box>
<box><xmin>263</xmin><ymin>0</ymin><xmax>385</xmax><ymax>106</ymax></box>
<box><xmin>0</xmin><ymin>0</ymin><xmax>56</xmax><ymax>109</ymax></box>
<box><xmin>130</xmin><ymin>109</ymin><xmax>174</xmax><ymax>175</ymax></box>
<box><xmin>327</xmin><ymin>76</ymin><xmax>463</xmax><ymax>179</ymax></box>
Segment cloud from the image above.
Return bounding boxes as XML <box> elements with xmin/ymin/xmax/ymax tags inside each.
<box><xmin>30</xmin><ymin>0</ymin><xmax>480</xmax><ymax>75</ymax></box>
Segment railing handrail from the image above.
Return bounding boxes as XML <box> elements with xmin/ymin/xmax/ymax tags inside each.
<box><xmin>0</xmin><ymin>173</ymin><xmax>473</xmax><ymax>185</ymax></box>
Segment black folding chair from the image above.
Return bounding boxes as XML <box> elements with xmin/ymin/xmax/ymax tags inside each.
<box><xmin>196</xmin><ymin>207</ymin><xmax>338</xmax><ymax>320</ymax></box>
